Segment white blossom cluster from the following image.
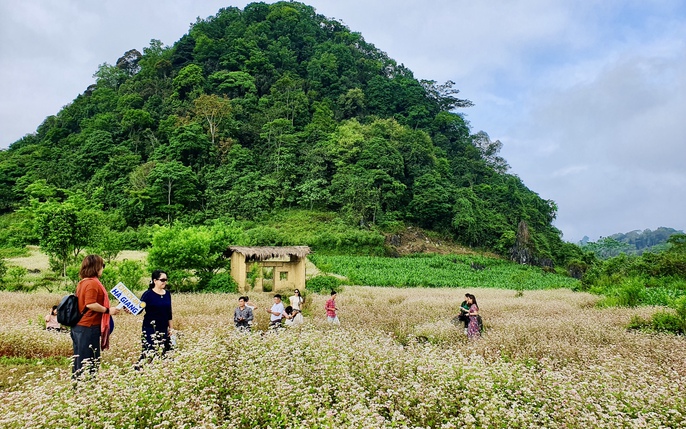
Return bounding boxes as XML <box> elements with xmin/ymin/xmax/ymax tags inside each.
<box><xmin>0</xmin><ymin>289</ymin><xmax>684</xmax><ymax>428</ymax></box>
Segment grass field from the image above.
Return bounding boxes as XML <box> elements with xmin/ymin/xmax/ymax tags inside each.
<box><xmin>0</xmin><ymin>287</ymin><xmax>684</xmax><ymax>428</ymax></box>
<box><xmin>311</xmin><ymin>254</ymin><xmax>580</xmax><ymax>290</ymax></box>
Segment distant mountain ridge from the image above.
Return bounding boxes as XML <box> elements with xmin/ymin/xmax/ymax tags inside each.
<box><xmin>579</xmin><ymin>227</ymin><xmax>684</xmax><ymax>258</ymax></box>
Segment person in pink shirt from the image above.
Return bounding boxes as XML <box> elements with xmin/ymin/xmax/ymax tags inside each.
<box><xmin>45</xmin><ymin>305</ymin><xmax>61</xmax><ymax>331</ymax></box>
<box><xmin>325</xmin><ymin>290</ymin><xmax>339</xmax><ymax>325</ymax></box>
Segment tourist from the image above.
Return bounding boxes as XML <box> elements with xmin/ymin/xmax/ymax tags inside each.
<box><xmin>234</xmin><ymin>296</ymin><xmax>254</xmax><ymax>330</ymax></box>
<box><xmin>71</xmin><ymin>255</ymin><xmax>120</xmax><ymax>377</ymax></box>
<box><xmin>325</xmin><ymin>290</ymin><xmax>339</xmax><ymax>325</ymax></box>
<box><xmin>458</xmin><ymin>294</ymin><xmax>470</xmax><ymax>334</ymax></box>
<box><xmin>45</xmin><ymin>305</ymin><xmax>61</xmax><ymax>332</ymax></box>
<box><xmin>283</xmin><ymin>305</ymin><xmax>303</xmax><ymax>327</ymax></box>
<box><xmin>466</xmin><ymin>294</ymin><xmax>481</xmax><ymax>340</ymax></box>
<box><xmin>139</xmin><ymin>270</ymin><xmax>174</xmax><ymax>360</ymax></box>
<box><xmin>266</xmin><ymin>294</ymin><xmax>285</xmax><ymax>329</ymax></box>
<box><xmin>289</xmin><ymin>289</ymin><xmax>304</xmax><ymax>312</ymax></box>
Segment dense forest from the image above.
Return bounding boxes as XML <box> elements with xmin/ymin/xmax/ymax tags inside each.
<box><xmin>0</xmin><ymin>1</ymin><xmax>585</xmax><ymax>266</ymax></box>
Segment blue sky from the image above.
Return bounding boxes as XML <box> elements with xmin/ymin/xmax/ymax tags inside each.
<box><xmin>1</xmin><ymin>0</ymin><xmax>684</xmax><ymax>242</ymax></box>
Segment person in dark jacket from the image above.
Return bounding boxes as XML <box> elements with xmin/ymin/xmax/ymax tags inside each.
<box><xmin>234</xmin><ymin>296</ymin><xmax>254</xmax><ymax>330</ymax></box>
<box><xmin>139</xmin><ymin>270</ymin><xmax>174</xmax><ymax>361</ymax></box>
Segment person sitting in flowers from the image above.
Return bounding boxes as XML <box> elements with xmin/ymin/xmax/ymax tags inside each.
<box><xmin>45</xmin><ymin>305</ymin><xmax>61</xmax><ymax>332</ymax></box>
<box><xmin>283</xmin><ymin>305</ymin><xmax>303</xmax><ymax>327</ymax></box>
<box><xmin>234</xmin><ymin>296</ymin><xmax>254</xmax><ymax>331</ymax></box>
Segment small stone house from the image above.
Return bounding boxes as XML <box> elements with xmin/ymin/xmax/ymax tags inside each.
<box><xmin>226</xmin><ymin>246</ymin><xmax>311</xmax><ymax>293</ymax></box>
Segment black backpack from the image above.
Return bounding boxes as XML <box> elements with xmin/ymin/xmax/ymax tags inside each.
<box><xmin>57</xmin><ymin>294</ymin><xmax>87</xmax><ymax>327</ymax></box>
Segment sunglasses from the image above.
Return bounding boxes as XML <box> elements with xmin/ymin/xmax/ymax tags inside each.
<box><xmin>157</xmin><ymin>278</ymin><xmax>168</xmax><ymax>282</ymax></box>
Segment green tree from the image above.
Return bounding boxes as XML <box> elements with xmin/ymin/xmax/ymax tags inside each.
<box><xmin>147</xmin><ymin>223</ymin><xmax>247</xmax><ymax>289</ymax></box>
<box><xmin>149</xmin><ymin>161</ymin><xmax>198</xmax><ymax>223</ymax></box>
<box><xmin>172</xmin><ymin>64</ymin><xmax>205</xmax><ymax>99</ymax></box>
<box><xmin>33</xmin><ymin>196</ymin><xmax>103</xmax><ymax>276</ymax></box>
<box><xmin>192</xmin><ymin>93</ymin><xmax>232</xmax><ymax>145</ymax></box>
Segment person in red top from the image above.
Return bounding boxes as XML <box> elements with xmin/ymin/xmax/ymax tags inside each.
<box><xmin>325</xmin><ymin>290</ymin><xmax>339</xmax><ymax>325</ymax></box>
<box><xmin>71</xmin><ymin>254</ymin><xmax>120</xmax><ymax>377</ymax></box>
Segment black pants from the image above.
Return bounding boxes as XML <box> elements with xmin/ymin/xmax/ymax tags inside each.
<box><xmin>138</xmin><ymin>329</ymin><xmax>172</xmax><ymax>366</ymax></box>
<box><xmin>235</xmin><ymin>321</ymin><xmax>251</xmax><ymax>330</ymax></box>
<box><xmin>71</xmin><ymin>325</ymin><xmax>101</xmax><ymax>377</ymax></box>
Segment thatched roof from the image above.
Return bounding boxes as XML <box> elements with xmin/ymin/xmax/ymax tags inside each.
<box><xmin>226</xmin><ymin>246</ymin><xmax>311</xmax><ymax>261</ymax></box>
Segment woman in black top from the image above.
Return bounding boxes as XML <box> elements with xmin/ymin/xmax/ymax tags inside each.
<box><xmin>140</xmin><ymin>270</ymin><xmax>173</xmax><ymax>359</ymax></box>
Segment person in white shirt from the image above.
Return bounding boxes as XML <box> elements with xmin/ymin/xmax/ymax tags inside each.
<box><xmin>265</xmin><ymin>294</ymin><xmax>285</xmax><ymax>329</ymax></box>
<box><xmin>289</xmin><ymin>289</ymin><xmax>303</xmax><ymax>311</ymax></box>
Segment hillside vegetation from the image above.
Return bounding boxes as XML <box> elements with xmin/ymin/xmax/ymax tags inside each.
<box><xmin>0</xmin><ymin>1</ymin><xmax>684</xmax><ymax>323</ymax></box>
<box><xmin>0</xmin><ymin>1</ymin><xmax>578</xmax><ymax>266</ymax></box>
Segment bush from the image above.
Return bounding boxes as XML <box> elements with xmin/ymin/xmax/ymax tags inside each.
<box><xmin>650</xmin><ymin>311</ymin><xmax>683</xmax><ymax>334</ymax></box>
<box><xmin>0</xmin><ymin>258</ymin><xmax>7</xmax><ymax>282</ymax></box>
<box><xmin>0</xmin><ymin>247</ymin><xmax>30</xmax><ymax>258</ymax></box>
<box><xmin>203</xmin><ymin>272</ymin><xmax>237</xmax><ymax>293</ymax></box>
<box><xmin>596</xmin><ymin>277</ymin><xmax>647</xmax><ymax>308</ymax></box>
<box><xmin>3</xmin><ymin>266</ymin><xmax>34</xmax><ymax>292</ymax></box>
<box><xmin>166</xmin><ymin>270</ymin><xmax>197</xmax><ymax>293</ymax></box>
<box><xmin>306</xmin><ymin>275</ymin><xmax>341</xmax><ymax>294</ymax></box>
<box><xmin>626</xmin><ymin>315</ymin><xmax>650</xmax><ymax>331</ymax></box>
<box><xmin>90</xmin><ymin>228</ymin><xmax>125</xmax><ymax>263</ymax></box>
<box><xmin>117</xmin><ymin>259</ymin><xmax>146</xmax><ymax>291</ymax></box>
<box><xmin>148</xmin><ymin>223</ymin><xmax>246</xmax><ymax>283</ymax></box>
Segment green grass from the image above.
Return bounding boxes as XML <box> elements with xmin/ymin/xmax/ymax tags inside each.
<box><xmin>243</xmin><ymin>209</ymin><xmax>388</xmax><ymax>255</ymax></box>
<box><xmin>0</xmin><ymin>356</ymin><xmax>71</xmax><ymax>389</ymax></box>
<box><xmin>310</xmin><ymin>253</ymin><xmax>580</xmax><ymax>290</ymax></box>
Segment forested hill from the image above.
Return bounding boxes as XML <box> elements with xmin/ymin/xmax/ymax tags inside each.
<box><xmin>579</xmin><ymin>227</ymin><xmax>684</xmax><ymax>259</ymax></box>
<box><xmin>0</xmin><ymin>1</ymin><xmax>578</xmax><ymax>264</ymax></box>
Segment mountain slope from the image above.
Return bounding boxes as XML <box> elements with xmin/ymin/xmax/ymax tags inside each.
<box><xmin>0</xmin><ymin>1</ymin><xmax>578</xmax><ymax>265</ymax></box>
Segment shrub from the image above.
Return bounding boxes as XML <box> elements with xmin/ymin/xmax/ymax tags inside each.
<box><xmin>306</xmin><ymin>275</ymin><xmax>341</xmax><ymax>294</ymax></box>
<box><xmin>650</xmin><ymin>311</ymin><xmax>683</xmax><ymax>334</ymax></box>
<box><xmin>616</xmin><ymin>278</ymin><xmax>647</xmax><ymax>307</ymax></box>
<box><xmin>165</xmin><ymin>269</ymin><xmax>197</xmax><ymax>293</ymax></box>
<box><xmin>2</xmin><ymin>265</ymin><xmax>33</xmax><ymax>291</ymax></box>
<box><xmin>626</xmin><ymin>314</ymin><xmax>650</xmax><ymax>331</ymax></box>
<box><xmin>117</xmin><ymin>259</ymin><xmax>146</xmax><ymax>291</ymax></box>
<box><xmin>66</xmin><ymin>265</ymin><xmax>81</xmax><ymax>287</ymax></box>
<box><xmin>597</xmin><ymin>277</ymin><xmax>647</xmax><ymax>308</ymax></box>
<box><xmin>670</xmin><ymin>295</ymin><xmax>686</xmax><ymax>333</ymax></box>
<box><xmin>203</xmin><ymin>272</ymin><xmax>237</xmax><ymax>293</ymax></box>
<box><xmin>0</xmin><ymin>247</ymin><xmax>30</xmax><ymax>258</ymax></box>
<box><xmin>0</xmin><ymin>258</ymin><xmax>7</xmax><ymax>282</ymax></box>
<box><xmin>148</xmin><ymin>223</ymin><xmax>246</xmax><ymax>288</ymax></box>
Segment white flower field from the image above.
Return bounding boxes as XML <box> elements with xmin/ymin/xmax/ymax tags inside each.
<box><xmin>0</xmin><ymin>288</ymin><xmax>684</xmax><ymax>428</ymax></box>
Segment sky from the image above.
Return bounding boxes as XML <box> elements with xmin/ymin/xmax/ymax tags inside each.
<box><xmin>1</xmin><ymin>0</ymin><xmax>685</xmax><ymax>242</ymax></box>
